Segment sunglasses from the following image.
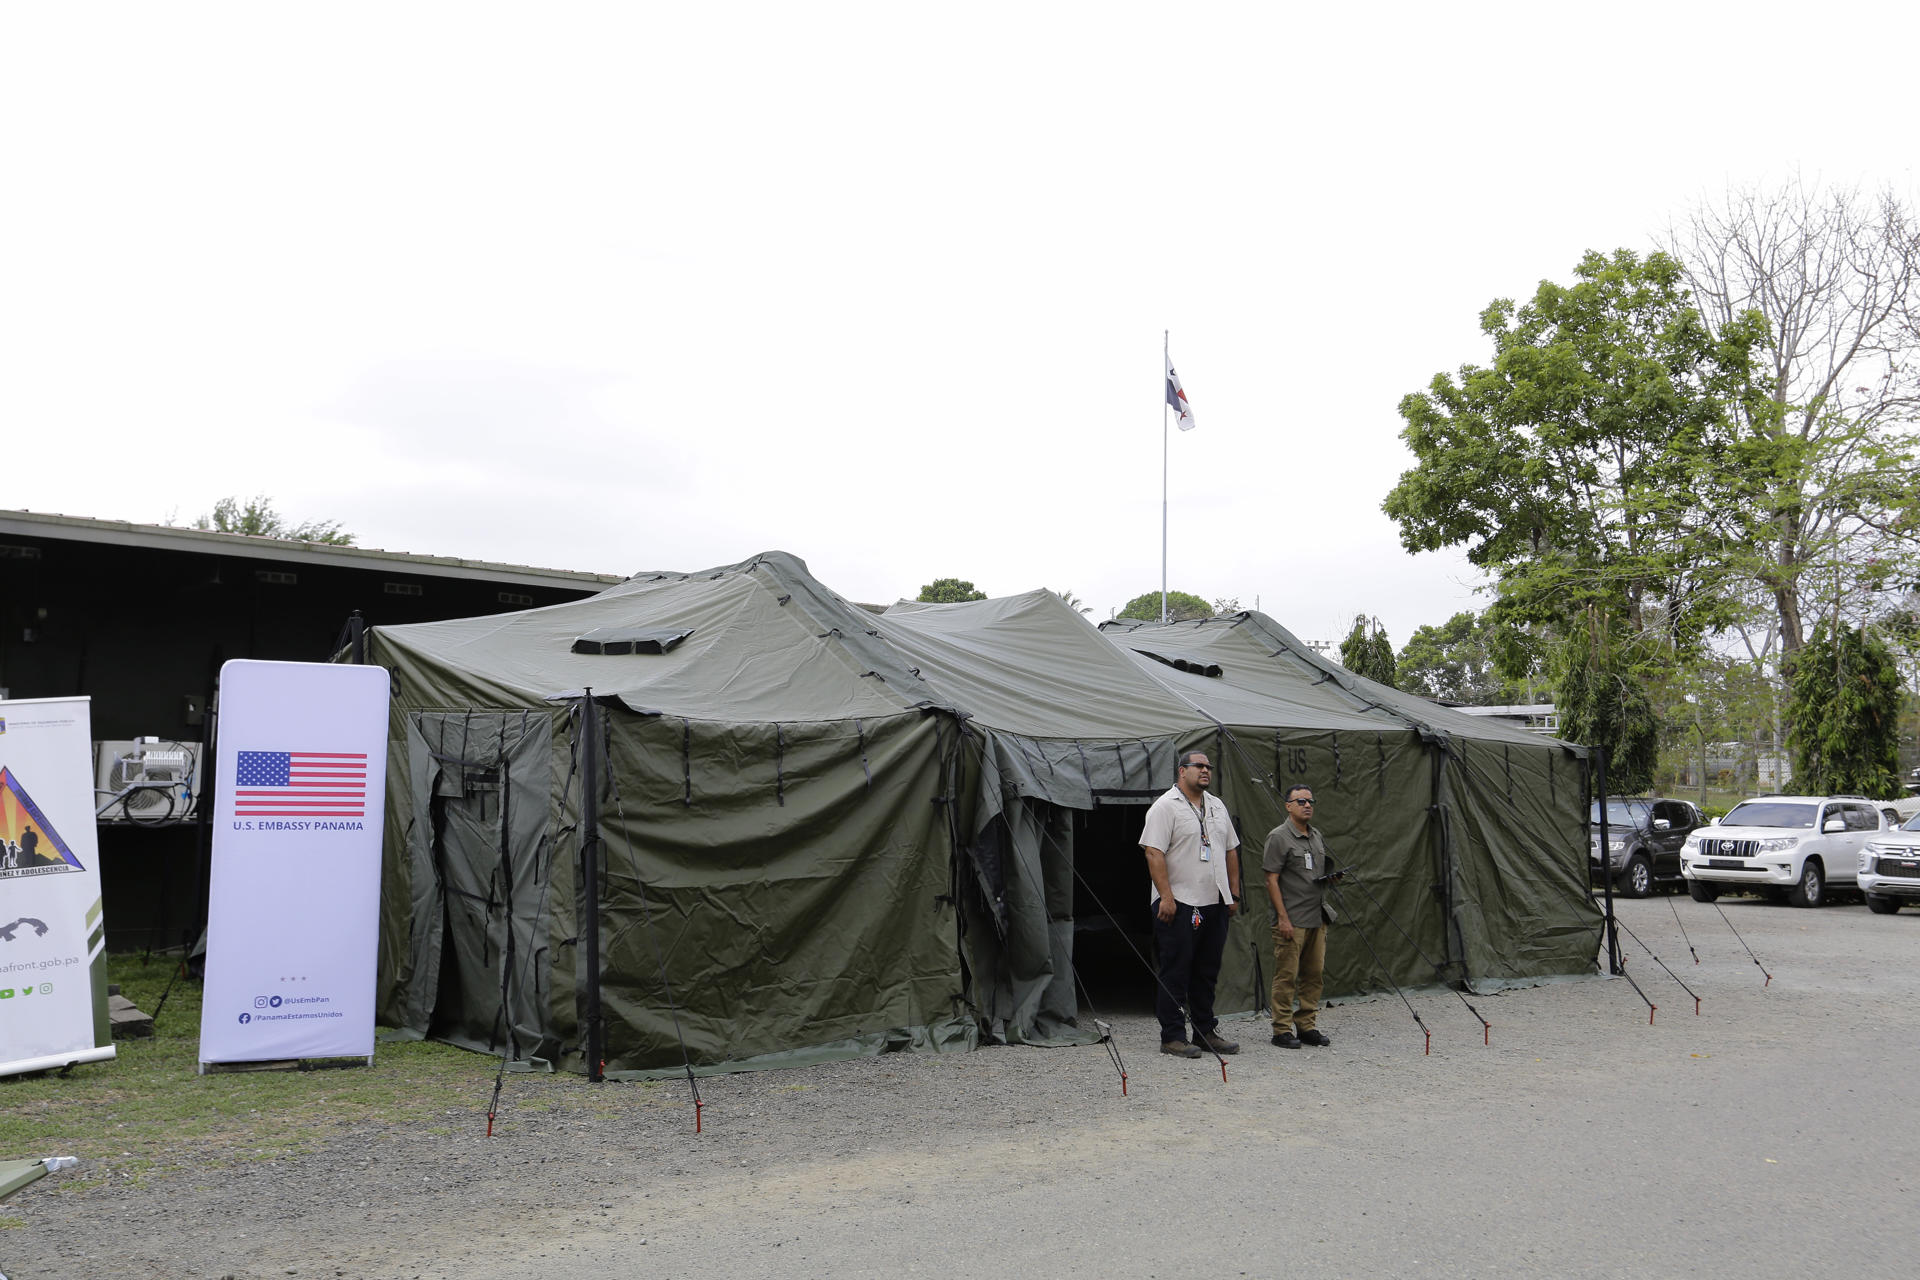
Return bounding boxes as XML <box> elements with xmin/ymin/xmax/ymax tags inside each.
<box><xmin>1185</xmin><ymin>762</ymin><xmax>1213</xmax><ymax>770</ymax></box>
<box><xmin>1290</xmin><ymin>798</ymin><xmax>1315</xmax><ymax>806</ymax></box>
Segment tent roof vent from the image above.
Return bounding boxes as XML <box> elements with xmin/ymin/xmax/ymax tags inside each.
<box><xmin>572</xmin><ymin>627</ymin><xmax>694</xmax><ymax>656</ymax></box>
<box><xmin>1134</xmin><ymin>649</ymin><xmax>1223</xmax><ymax>679</ymax></box>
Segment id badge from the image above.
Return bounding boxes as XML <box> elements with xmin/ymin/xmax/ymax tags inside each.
<box><xmin>1199</xmin><ymin>838</ymin><xmax>1212</xmax><ymax>864</ymax></box>
<box><xmin>1304</xmin><ymin>850</ymin><xmax>1314</xmax><ymax>871</ymax></box>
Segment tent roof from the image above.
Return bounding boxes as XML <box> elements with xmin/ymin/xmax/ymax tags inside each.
<box><xmin>372</xmin><ymin>551</ymin><xmax>1578</xmax><ymax>755</ymax></box>
<box><xmin>372</xmin><ymin>552</ymin><xmax>929</xmax><ymax>723</ymax></box>
<box><xmin>876</xmin><ymin>591</ymin><xmax>1203</xmax><ymax>740</ymax></box>
<box><xmin>1100</xmin><ymin>614</ymin><xmax>1578</xmax><ymax>752</ymax></box>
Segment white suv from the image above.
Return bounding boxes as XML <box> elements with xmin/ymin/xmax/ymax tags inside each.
<box><xmin>1857</xmin><ymin>810</ymin><xmax>1920</xmax><ymax>914</ymax></box>
<box><xmin>1680</xmin><ymin>795</ymin><xmax>1884</xmax><ymax>908</ymax></box>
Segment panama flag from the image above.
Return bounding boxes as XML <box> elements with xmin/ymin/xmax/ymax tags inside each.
<box><xmin>1166</xmin><ymin>355</ymin><xmax>1196</xmax><ymax>431</ymax></box>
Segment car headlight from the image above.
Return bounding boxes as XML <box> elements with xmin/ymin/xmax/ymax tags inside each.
<box><xmin>1683</xmin><ymin>833</ymin><xmax>1702</xmax><ymax>849</ymax></box>
<box><xmin>1860</xmin><ymin>850</ymin><xmax>1876</xmax><ymax>872</ymax></box>
<box><xmin>1757</xmin><ymin>836</ymin><xmax>1800</xmax><ymax>853</ymax></box>
<box><xmin>1608</xmin><ymin>838</ymin><xmax>1626</xmax><ymax>851</ymax></box>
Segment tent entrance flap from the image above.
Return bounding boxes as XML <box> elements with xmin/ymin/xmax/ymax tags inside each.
<box><xmin>404</xmin><ymin>711</ymin><xmax>554</xmax><ymax>1061</ymax></box>
<box><xmin>956</xmin><ymin>799</ymin><xmax>1097</xmax><ymax>1047</ymax></box>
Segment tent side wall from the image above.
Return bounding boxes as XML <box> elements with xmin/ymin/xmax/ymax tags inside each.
<box><xmin>1205</xmin><ymin>725</ymin><xmax>1443</xmax><ymax>1008</ymax></box>
<box><xmin>1443</xmin><ymin>738</ymin><xmax>1600</xmax><ymax>985</ymax></box>
<box><xmin>1200</xmin><ymin>723</ymin><xmax>1594</xmax><ymax>1009</ymax></box>
<box><xmin>588</xmin><ymin>708</ymin><xmax>974</xmax><ymax>1077</ymax></box>
<box><xmin>1207</xmin><ymin>725</ymin><xmax>1290</xmax><ymax>1015</ymax></box>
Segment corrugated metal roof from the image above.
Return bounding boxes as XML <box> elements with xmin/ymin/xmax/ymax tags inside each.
<box><xmin>0</xmin><ymin>508</ymin><xmax>624</xmax><ymax>591</ymax></box>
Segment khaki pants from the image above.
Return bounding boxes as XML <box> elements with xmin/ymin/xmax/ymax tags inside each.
<box><xmin>1271</xmin><ymin>924</ymin><xmax>1327</xmax><ymax>1034</ymax></box>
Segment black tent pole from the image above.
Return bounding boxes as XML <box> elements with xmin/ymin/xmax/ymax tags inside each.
<box><xmin>188</xmin><ymin>661</ymin><xmax>221</xmax><ymax>962</ymax></box>
<box><xmin>581</xmin><ymin>690</ymin><xmax>604</xmax><ymax>1082</ymax></box>
<box><xmin>348</xmin><ymin>610</ymin><xmax>366</xmax><ymax>664</ymax></box>
<box><xmin>1596</xmin><ymin>746</ymin><xmax>1619</xmax><ymax>975</ymax></box>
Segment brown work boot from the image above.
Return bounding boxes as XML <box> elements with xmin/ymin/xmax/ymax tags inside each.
<box><xmin>1160</xmin><ymin>1040</ymin><xmax>1203</xmax><ymax>1059</ymax></box>
<box><xmin>1192</xmin><ymin>1029</ymin><xmax>1240</xmax><ymax>1055</ymax></box>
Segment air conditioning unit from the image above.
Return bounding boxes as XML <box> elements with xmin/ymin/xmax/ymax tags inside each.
<box><xmin>94</xmin><ymin>738</ymin><xmax>203</xmax><ymax>824</ymax></box>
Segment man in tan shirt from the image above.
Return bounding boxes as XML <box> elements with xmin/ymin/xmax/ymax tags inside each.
<box><xmin>1263</xmin><ymin>783</ymin><xmax>1339</xmax><ymax>1048</ymax></box>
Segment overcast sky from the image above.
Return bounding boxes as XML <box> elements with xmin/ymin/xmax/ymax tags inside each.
<box><xmin>5</xmin><ymin>3</ymin><xmax>1916</xmax><ymax>649</ymax></box>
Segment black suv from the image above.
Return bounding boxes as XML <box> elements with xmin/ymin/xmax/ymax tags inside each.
<box><xmin>1591</xmin><ymin>797</ymin><xmax>1708</xmax><ymax>897</ymax></box>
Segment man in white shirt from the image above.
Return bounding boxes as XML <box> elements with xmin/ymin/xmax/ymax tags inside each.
<box><xmin>1139</xmin><ymin>751</ymin><xmax>1242</xmax><ymax>1057</ymax></box>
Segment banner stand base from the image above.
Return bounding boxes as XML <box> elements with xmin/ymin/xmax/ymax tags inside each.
<box><xmin>198</xmin><ymin>1056</ymin><xmax>374</xmax><ymax>1075</ymax></box>
<box><xmin>2</xmin><ymin>1046</ymin><xmax>117</xmax><ymax>1077</ymax></box>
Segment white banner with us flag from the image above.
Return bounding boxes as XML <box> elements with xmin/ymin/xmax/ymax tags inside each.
<box><xmin>199</xmin><ymin>661</ymin><xmax>389</xmax><ymax>1067</ymax></box>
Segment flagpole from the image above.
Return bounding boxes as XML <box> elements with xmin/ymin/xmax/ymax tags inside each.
<box><xmin>1161</xmin><ymin>329</ymin><xmax>1169</xmax><ymax>624</ymax></box>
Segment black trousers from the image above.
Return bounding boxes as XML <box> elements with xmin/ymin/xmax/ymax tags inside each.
<box><xmin>1152</xmin><ymin>899</ymin><xmax>1231</xmax><ymax>1043</ymax></box>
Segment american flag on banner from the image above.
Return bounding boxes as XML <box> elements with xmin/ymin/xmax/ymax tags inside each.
<box><xmin>234</xmin><ymin>751</ymin><xmax>368</xmax><ymax>817</ymax></box>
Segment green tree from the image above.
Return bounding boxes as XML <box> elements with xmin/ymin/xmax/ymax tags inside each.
<box><xmin>193</xmin><ymin>494</ymin><xmax>354</xmax><ymax>545</ymax></box>
<box><xmin>1557</xmin><ymin>610</ymin><xmax>1659</xmax><ymax>794</ymax></box>
<box><xmin>1786</xmin><ymin>620</ymin><xmax>1904</xmax><ymax>795</ymax></box>
<box><xmin>1665</xmin><ymin>182</ymin><xmax>1920</xmax><ymax>671</ymax></box>
<box><xmin>1051</xmin><ymin>589</ymin><xmax>1092</xmax><ymax>614</ymax></box>
<box><xmin>1117</xmin><ymin>590</ymin><xmax>1212</xmax><ymax>622</ymax></box>
<box><xmin>1650</xmin><ymin>653</ymin><xmax>1777</xmax><ymax>803</ymax></box>
<box><xmin>1396</xmin><ymin>610</ymin><xmax>1529</xmax><ymax>704</ymax></box>
<box><xmin>1338</xmin><ymin>614</ymin><xmax>1396</xmax><ymax>687</ymax></box>
<box><xmin>1383</xmin><ymin>249</ymin><xmax>1771</xmax><ymax>658</ymax></box>
<box><xmin>918</xmin><ymin>578</ymin><xmax>987</xmax><ymax>603</ymax></box>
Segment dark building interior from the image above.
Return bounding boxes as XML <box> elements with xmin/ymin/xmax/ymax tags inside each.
<box><xmin>0</xmin><ymin>510</ymin><xmax>620</xmax><ymax>950</ymax></box>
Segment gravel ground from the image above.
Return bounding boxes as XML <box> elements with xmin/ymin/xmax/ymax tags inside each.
<box><xmin>7</xmin><ymin>894</ymin><xmax>1917</xmax><ymax>1279</ymax></box>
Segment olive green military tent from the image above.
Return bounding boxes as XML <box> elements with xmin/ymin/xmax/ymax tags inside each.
<box><xmin>364</xmin><ymin>552</ymin><xmax>1597</xmax><ymax>1077</ymax></box>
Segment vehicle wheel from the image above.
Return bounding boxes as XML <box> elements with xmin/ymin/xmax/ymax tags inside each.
<box><xmin>1620</xmin><ymin>854</ymin><xmax>1653</xmax><ymax>899</ymax></box>
<box><xmin>1787</xmin><ymin>859</ymin><xmax>1825</xmax><ymax>908</ymax></box>
<box><xmin>1866</xmin><ymin>893</ymin><xmax>1901</xmax><ymax>915</ymax></box>
<box><xmin>1687</xmin><ymin>880</ymin><xmax>1719</xmax><ymax>903</ymax></box>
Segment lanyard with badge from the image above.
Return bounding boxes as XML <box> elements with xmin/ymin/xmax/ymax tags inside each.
<box><xmin>1186</xmin><ymin>796</ymin><xmax>1212</xmax><ymax>863</ymax></box>
<box><xmin>1186</xmin><ymin>796</ymin><xmax>1212</xmax><ymax>930</ymax></box>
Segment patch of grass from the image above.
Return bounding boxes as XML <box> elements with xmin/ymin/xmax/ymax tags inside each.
<box><xmin>0</xmin><ymin>954</ymin><xmax>499</xmax><ymax>1188</ymax></box>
